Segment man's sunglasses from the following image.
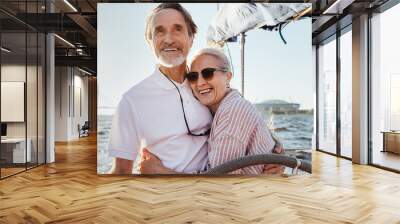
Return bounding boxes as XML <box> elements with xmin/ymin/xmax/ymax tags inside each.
<box><xmin>185</xmin><ymin>67</ymin><xmax>228</xmax><ymax>83</ymax></box>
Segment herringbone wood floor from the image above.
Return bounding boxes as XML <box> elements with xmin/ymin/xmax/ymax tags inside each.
<box><xmin>1</xmin><ymin>135</ymin><xmax>399</xmax><ymax>223</ymax></box>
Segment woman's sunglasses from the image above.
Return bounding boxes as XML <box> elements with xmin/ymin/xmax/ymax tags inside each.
<box><xmin>185</xmin><ymin>67</ymin><xmax>228</xmax><ymax>83</ymax></box>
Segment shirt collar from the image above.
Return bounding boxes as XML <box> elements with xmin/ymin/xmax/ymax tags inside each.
<box><xmin>152</xmin><ymin>64</ymin><xmax>189</xmax><ymax>90</ymax></box>
<box><xmin>218</xmin><ymin>89</ymin><xmax>241</xmax><ymax>108</ymax></box>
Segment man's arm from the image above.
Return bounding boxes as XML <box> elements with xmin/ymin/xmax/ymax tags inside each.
<box><xmin>111</xmin><ymin>158</ymin><xmax>134</xmax><ymax>174</ymax></box>
<box><xmin>108</xmin><ymin>97</ymin><xmax>141</xmax><ymax>174</ymax></box>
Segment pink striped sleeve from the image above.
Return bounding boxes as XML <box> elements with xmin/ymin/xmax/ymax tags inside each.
<box><xmin>209</xmin><ymin>134</ymin><xmax>246</xmax><ymax>174</ymax></box>
<box><xmin>209</xmin><ymin>99</ymin><xmax>262</xmax><ymax>174</ymax></box>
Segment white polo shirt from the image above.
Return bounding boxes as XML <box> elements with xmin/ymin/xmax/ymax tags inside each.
<box><xmin>108</xmin><ymin>67</ymin><xmax>212</xmax><ymax>173</ymax></box>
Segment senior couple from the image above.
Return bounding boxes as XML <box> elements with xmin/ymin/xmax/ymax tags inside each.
<box><xmin>109</xmin><ymin>3</ymin><xmax>283</xmax><ymax>175</ymax></box>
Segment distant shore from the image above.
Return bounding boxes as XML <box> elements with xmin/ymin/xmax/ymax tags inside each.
<box><xmin>271</xmin><ymin>109</ymin><xmax>314</xmax><ymax>115</ymax></box>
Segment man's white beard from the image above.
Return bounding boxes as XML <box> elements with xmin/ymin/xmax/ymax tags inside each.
<box><xmin>157</xmin><ymin>54</ymin><xmax>185</xmax><ymax>68</ymax></box>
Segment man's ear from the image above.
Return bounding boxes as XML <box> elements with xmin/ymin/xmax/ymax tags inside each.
<box><xmin>147</xmin><ymin>40</ymin><xmax>153</xmax><ymax>49</ymax></box>
<box><xmin>189</xmin><ymin>35</ymin><xmax>194</xmax><ymax>48</ymax></box>
<box><xmin>150</xmin><ymin>38</ymin><xmax>156</xmax><ymax>50</ymax></box>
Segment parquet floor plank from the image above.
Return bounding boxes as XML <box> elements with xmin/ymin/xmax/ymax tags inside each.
<box><xmin>0</xmin><ymin>135</ymin><xmax>399</xmax><ymax>223</ymax></box>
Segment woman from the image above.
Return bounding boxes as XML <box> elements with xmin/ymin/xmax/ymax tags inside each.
<box><xmin>140</xmin><ymin>48</ymin><xmax>283</xmax><ymax>174</ymax></box>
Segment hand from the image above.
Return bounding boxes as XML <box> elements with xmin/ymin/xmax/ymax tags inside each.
<box><xmin>272</xmin><ymin>142</ymin><xmax>284</xmax><ymax>154</ymax></box>
<box><xmin>263</xmin><ymin>164</ymin><xmax>285</xmax><ymax>174</ymax></box>
<box><xmin>111</xmin><ymin>158</ymin><xmax>133</xmax><ymax>174</ymax></box>
<box><xmin>139</xmin><ymin>148</ymin><xmax>175</xmax><ymax>174</ymax></box>
<box><xmin>263</xmin><ymin>141</ymin><xmax>285</xmax><ymax>174</ymax></box>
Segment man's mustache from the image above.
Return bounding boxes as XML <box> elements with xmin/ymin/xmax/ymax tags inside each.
<box><xmin>160</xmin><ymin>44</ymin><xmax>182</xmax><ymax>51</ymax></box>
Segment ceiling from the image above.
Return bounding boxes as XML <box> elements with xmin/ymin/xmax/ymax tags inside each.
<box><xmin>0</xmin><ymin>0</ymin><xmax>394</xmax><ymax>75</ymax></box>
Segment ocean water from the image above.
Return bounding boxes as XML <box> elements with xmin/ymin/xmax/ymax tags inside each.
<box><xmin>97</xmin><ymin>111</ymin><xmax>313</xmax><ymax>174</ymax></box>
<box><xmin>263</xmin><ymin>113</ymin><xmax>313</xmax><ymax>150</ymax></box>
<box><xmin>97</xmin><ymin>114</ymin><xmax>114</xmax><ymax>174</ymax></box>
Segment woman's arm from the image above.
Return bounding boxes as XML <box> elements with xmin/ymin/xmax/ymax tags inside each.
<box><xmin>209</xmin><ymin>98</ymin><xmax>278</xmax><ymax>174</ymax></box>
<box><xmin>262</xmin><ymin>131</ymin><xmax>285</xmax><ymax>174</ymax></box>
<box><xmin>209</xmin><ymin>134</ymin><xmax>247</xmax><ymax>174</ymax></box>
<box><xmin>139</xmin><ymin>149</ymin><xmax>181</xmax><ymax>174</ymax></box>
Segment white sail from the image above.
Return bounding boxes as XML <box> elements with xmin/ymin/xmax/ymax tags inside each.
<box><xmin>207</xmin><ymin>3</ymin><xmax>311</xmax><ymax>46</ymax></box>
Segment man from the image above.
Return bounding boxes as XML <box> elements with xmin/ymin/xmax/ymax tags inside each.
<box><xmin>109</xmin><ymin>3</ymin><xmax>212</xmax><ymax>174</ymax></box>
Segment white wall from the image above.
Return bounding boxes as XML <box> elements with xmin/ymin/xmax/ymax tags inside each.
<box><xmin>1</xmin><ymin>65</ymin><xmax>39</xmax><ymax>138</ymax></box>
<box><xmin>1</xmin><ymin>65</ymin><xmax>27</xmax><ymax>145</ymax></box>
<box><xmin>55</xmin><ymin>67</ymin><xmax>89</xmax><ymax>141</ymax></box>
<box><xmin>55</xmin><ymin>66</ymin><xmax>69</xmax><ymax>141</ymax></box>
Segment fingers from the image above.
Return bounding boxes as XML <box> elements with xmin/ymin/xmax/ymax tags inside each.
<box><xmin>265</xmin><ymin>167</ymin><xmax>283</xmax><ymax>174</ymax></box>
<box><xmin>141</xmin><ymin>148</ymin><xmax>158</xmax><ymax>162</ymax></box>
<box><xmin>142</xmin><ymin>148</ymin><xmax>151</xmax><ymax>160</ymax></box>
<box><xmin>263</xmin><ymin>164</ymin><xmax>284</xmax><ymax>174</ymax></box>
<box><xmin>140</xmin><ymin>148</ymin><xmax>149</xmax><ymax>162</ymax></box>
<box><xmin>142</xmin><ymin>148</ymin><xmax>150</xmax><ymax>158</ymax></box>
<box><xmin>142</xmin><ymin>148</ymin><xmax>150</xmax><ymax>154</ymax></box>
<box><xmin>273</xmin><ymin>145</ymin><xmax>284</xmax><ymax>154</ymax></box>
<box><xmin>139</xmin><ymin>152</ymin><xmax>165</xmax><ymax>174</ymax></box>
<box><xmin>142</xmin><ymin>148</ymin><xmax>159</xmax><ymax>159</ymax></box>
<box><xmin>264</xmin><ymin>168</ymin><xmax>282</xmax><ymax>174</ymax></box>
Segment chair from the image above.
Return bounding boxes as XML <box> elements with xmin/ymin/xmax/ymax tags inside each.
<box><xmin>78</xmin><ymin>121</ymin><xmax>90</xmax><ymax>138</ymax></box>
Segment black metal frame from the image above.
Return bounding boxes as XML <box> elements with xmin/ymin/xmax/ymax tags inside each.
<box><xmin>315</xmin><ymin>23</ymin><xmax>357</xmax><ymax>161</ymax></box>
<box><xmin>0</xmin><ymin>22</ymin><xmax>2</xmax><ymax>179</ymax></box>
<box><xmin>367</xmin><ymin>10</ymin><xmax>372</xmax><ymax>166</ymax></box>
<box><xmin>336</xmin><ymin>27</ymin><xmax>341</xmax><ymax>158</ymax></box>
<box><xmin>0</xmin><ymin>0</ymin><xmax>47</xmax><ymax>180</ymax></box>
<box><xmin>315</xmin><ymin>44</ymin><xmax>319</xmax><ymax>151</ymax></box>
<box><xmin>25</xmin><ymin>2</ymin><xmax>28</xmax><ymax>172</ymax></box>
<box><xmin>315</xmin><ymin>20</ymin><xmax>355</xmax><ymax>161</ymax></box>
<box><xmin>316</xmin><ymin>32</ymin><xmax>340</xmax><ymax>158</ymax></box>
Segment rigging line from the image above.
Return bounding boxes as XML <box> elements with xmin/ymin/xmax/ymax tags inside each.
<box><xmin>279</xmin><ymin>23</ymin><xmax>287</xmax><ymax>44</ymax></box>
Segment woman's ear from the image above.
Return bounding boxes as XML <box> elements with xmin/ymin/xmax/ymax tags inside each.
<box><xmin>227</xmin><ymin>71</ymin><xmax>232</xmax><ymax>82</ymax></box>
<box><xmin>226</xmin><ymin>72</ymin><xmax>232</xmax><ymax>88</ymax></box>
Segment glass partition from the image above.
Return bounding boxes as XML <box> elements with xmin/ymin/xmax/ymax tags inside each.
<box><xmin>370</xmin><ymin>3</ymin><xmax>400</xmax><ymax>171</ymax></box>
<box><xmin>317</xmin><ymin>37</ymin><xmax>337</xmax><ymax>155</ymax></box>
<box><xmin>339</xmin><ymin>29</ymin><xmax>352</xmax><ymax>158</ymax></box>
<box><xmin>0</xmin><ymin>1</ymin><xmax>46</xmax><ymax>179</ymax></box>
<box><xmin>1</xmin><ymin>31</ymin><xmax>28</xmax><ymax>178</ymax></box>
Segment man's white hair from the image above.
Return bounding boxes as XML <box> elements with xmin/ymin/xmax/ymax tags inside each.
<box><xmin>191</xmin><ymin>48</ymin><xmax>231</xmax><ymax>72</ymax></box>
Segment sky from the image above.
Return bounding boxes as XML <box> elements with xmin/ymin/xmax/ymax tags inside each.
<box><xmin>98</xmin><ymin>3</ymin><xmax>313</xmax><ymax>115</ymax></box>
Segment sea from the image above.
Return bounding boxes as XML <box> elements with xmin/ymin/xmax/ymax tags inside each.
<box><xmin>97</xmin><ymin>109</ymin><xmax>313</xmax><ymax>174</ymax></box>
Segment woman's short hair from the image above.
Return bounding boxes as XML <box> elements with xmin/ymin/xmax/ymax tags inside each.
<box><xmin>191</xmin><ymin>48</ymin><xmax>232</xmax><ymax>73</ymax></box>
<box><xmin>145</xmin><ymin>3</ymin><xmax>198</xmax><ymax>45</ymax></box>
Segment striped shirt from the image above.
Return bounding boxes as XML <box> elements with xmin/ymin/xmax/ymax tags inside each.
<box><xmin>207</xmin><ymin>89</ymin><xmax>276</xmax><ymax>174</ymax></box>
